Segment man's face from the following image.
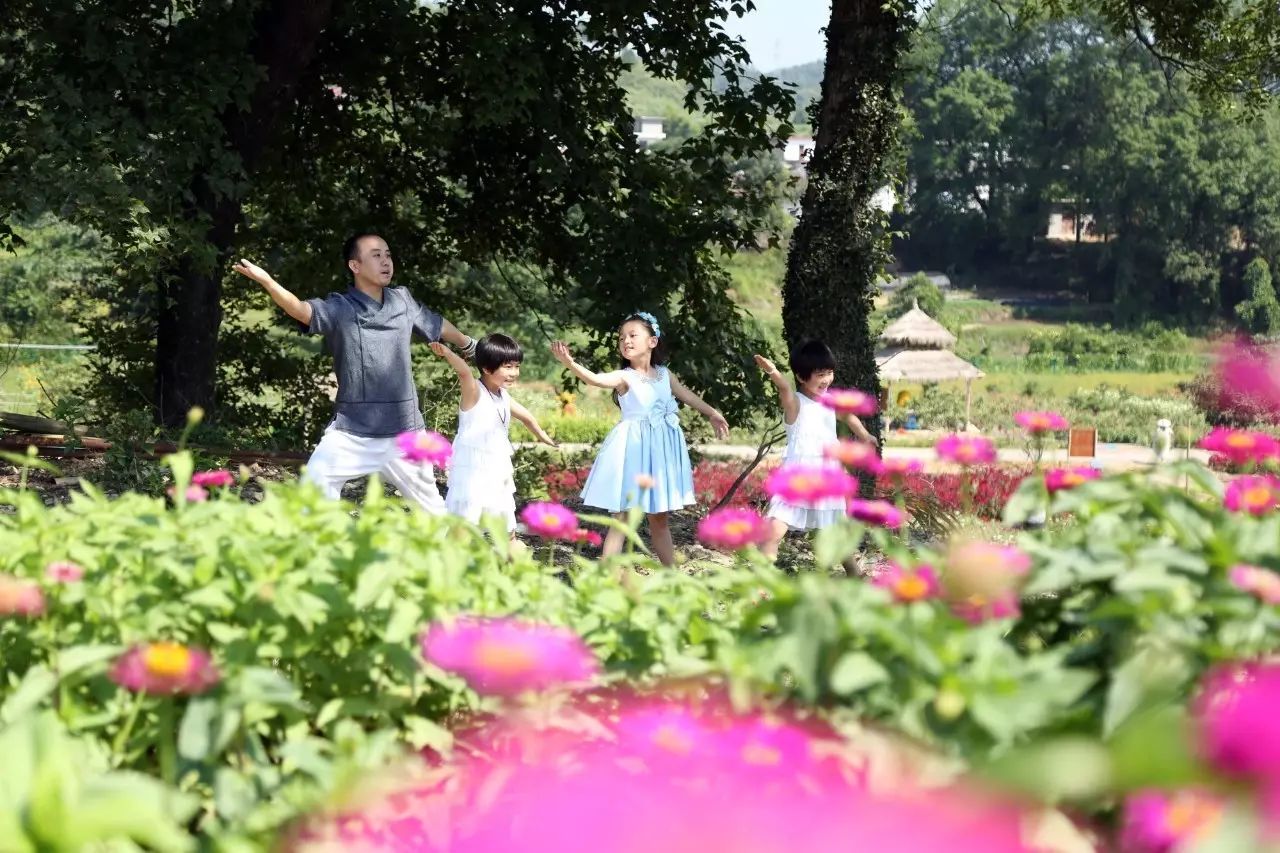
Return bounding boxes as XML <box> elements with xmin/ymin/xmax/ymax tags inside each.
<box><xmin>349</xmin><ymin>236</ymin><xmax>394</xmax><ymax>286</ymax></box>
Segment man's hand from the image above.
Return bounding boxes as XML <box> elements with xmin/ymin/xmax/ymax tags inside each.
<box><xmin>232</xmin><ymin>259</ymin><xmax>274</xmax><ymax>287</ymax></box>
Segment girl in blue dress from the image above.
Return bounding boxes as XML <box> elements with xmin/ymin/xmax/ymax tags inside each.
<box><xmin>551</xmin><ymin>312</ymin><xmax>729</xmax><ymax>566</ymax></box>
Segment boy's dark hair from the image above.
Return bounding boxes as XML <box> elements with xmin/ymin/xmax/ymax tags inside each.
<box><xmin>342</xmin><ymin>232</ymin><xmax>381</xmax><ymax>278</ymax></box>
<box><xmin>789</xmin><ymin>339</ymin><xmax>836</xmax><ymax>381</ymax></box>
<box><xmin>616</xmin><ymin>312</ymin><xmax>669</xmax><ymax>369</ymax></box>
<box><xmin>476</xmin><ymin>333</ymin><xmax>524</xmax><ymax>373</ymax></box>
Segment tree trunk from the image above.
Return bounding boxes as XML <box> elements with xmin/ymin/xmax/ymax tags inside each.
<box><xmin>781</xmin><ymin>0</ymin><xmax>915</xmax><ymax>450</ymax></box>
<box><xmin>154</xmin><ymin>0</ymin><xmax>335</xmax><ymax>427</ymax></box>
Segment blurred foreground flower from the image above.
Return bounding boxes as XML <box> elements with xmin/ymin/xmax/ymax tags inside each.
<box><xmin>421</xmin><ymin>616</ymin><xmax>598</xmax><ymax>697</ymax></box>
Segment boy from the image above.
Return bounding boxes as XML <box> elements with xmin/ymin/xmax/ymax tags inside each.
<box><xmin>233</xmin><ymin>233</ymin><xmax>474</xmax><ymax>510</ymax></box>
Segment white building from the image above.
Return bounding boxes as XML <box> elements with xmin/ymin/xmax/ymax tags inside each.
<box><xmin>634</xmin><ymin>116</ymin><xmax>667</xmax><ymax>148</ymax></box>
<box><xmin>783</xmin><ymin>134</ymin><xmax>815</xmax><ymax>171</ymax></box>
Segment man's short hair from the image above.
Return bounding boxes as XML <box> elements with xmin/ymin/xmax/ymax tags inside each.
<box><xmin>342</xmin><ymin>232</ymin><xmax>382</xmax><ymax>276</ymax></box>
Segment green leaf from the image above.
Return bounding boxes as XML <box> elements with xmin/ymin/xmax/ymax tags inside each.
<box><xmin>1</xmin><ymin>666</ymin><xmax>57</xmax><ymax>724</ymax></box>
<box><xmin>404</xmin><ymin>715</ymin><xmax>453</xmax><ymax>752</ymax></box>
<box><xmin>384</xmin><ymin>599</ymin><xmax>422</xmax><ymax>644</ymax></box>
<box><xmin>813</xmin><ymin>522</ymin><xmax>865</xmax><ymax>569</ymax></box>
<box><xmin>354</xmin><ymin>563</ymin><xmax>397</xmax><ymax>609</ymax></box>
<box><xmin>828</xmin><ymin>652</ymin><xmax>889</xmax><ymax>695</ymax></box>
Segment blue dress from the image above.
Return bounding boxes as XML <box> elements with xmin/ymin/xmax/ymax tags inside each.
<box><xmin>580</xmin><ymin>367</ymin><xmax>695</xmax><ymax>513</ymax></box>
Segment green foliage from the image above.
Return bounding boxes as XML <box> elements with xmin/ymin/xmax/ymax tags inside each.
<box><xmin>0</xmin><ymin>216</ymin><xmax>102</xmax><ymax>342</ymax></box>
<box><xmin>886</xmin><ymin>273</ymin><xmax>944</xmax><ymax>319</ymax></box>
<box><xmin>1236</xmin><ymin>257</ymin><xmax>1280</xmax><ymax>334</ymax></box>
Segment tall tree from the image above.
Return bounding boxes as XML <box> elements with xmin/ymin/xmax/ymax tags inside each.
<box><xmin>780</xmin><ymin>0</ymin><xmax>916</xmax><ymax>443</ymax></box>
<box><xmin>2</xmin><ymin>1</ymin><xmax>793</xmax><ymax>430</ymax></box>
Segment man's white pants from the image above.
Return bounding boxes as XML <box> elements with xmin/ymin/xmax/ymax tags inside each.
<box><xmin>303</xmin><ymin>426</ymin><xmax>446</xmax><ymax>513</ymax></box>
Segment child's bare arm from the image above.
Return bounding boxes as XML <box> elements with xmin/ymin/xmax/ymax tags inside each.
<box><xmin>550</xmin><ymin>341</ymin><xmax>629</xmax><ymax>391</ymax></box>
<box><xmin>845</xmin><ymin>414</ymin><xmax>874</xmax><ymax>444</ymax></box>
<box><xmin>232</xmin><ymin>259</ymin><xmax>312</xmax><ymax>326</ymax></box>
<box><xmin>669</xmin><ymin>372</ymin><xmax>729</xmax><ymax>439</ymax></box>
<box><xmin>509</xmin><ymin>399</ymin><xmax>557</xmax><ymax>446</ymax></box>
<box><xmin>429</xmin><ymin>342</ymin><xmax>480</xmax><ymax>411</ymax></box>
<box><xmin>753</xmin><ymin>354</ymin><xmax>799</xmax><ymax>425</ymax></box>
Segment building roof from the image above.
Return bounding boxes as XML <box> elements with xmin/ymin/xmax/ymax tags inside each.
<box><xmin>877</xmin><ymin>300</ymin><xmax>956</xmax><ymax>349</ymax></box>
<box><xmin>874</xmin><ymin>347</ymin><xmax>985</xmax><ymax>383</ymax></box>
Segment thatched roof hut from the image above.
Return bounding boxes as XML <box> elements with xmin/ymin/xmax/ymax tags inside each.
<box><xmin>875</xmin><ymin>300</ymin><xmax>985</xmax><ymax>427</ymax></box>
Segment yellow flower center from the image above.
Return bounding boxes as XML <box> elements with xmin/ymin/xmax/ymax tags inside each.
<box><xmin>789</xmin><ymin>474</ymin><xmax>820</xmax><ymax>492</ymax></box>
<box><xmin>1244</xmin><ymin>486</ymin><xmax>1274</xmax><ymax>509</ymax></box>
<box><xmin>143</xmin><ymin>643</ymin><xmax>192</xmax><ymax>678</ymax></box>
<box><xmin>472</xmin><ymin>639</ymin><xmax>538</xmax><ymax>677</ymax></box>
<box><xmin>1163</xmin><ymin>794</ymin><xmax>1221</xmax><ymax>839</ymax></box>
<box><xmin>537</xmin><ymin>512</ymin><xmax>566</xmax><ymax>531</ymax></box>
<box><xmin>895</xmin><ymin>575</ymin><xmax>930</xmax><ymax>601</ymax></box>
<box><xmin>652</xmin><ymin>724</ymin><xmax>694</xmax><ymax>755</ymax></box>
<box><xmin>1062</xmin><ymin>472</ymin><xmax>1085</xmax><ymax>487</ymax></box>
<box><xmin>723</xmin><ymin>520</ymin><xmax>752</xmax><ymax>538</ymax></box>
<box><xmin>1226</xmin><ymin>434</ymin><xmax>1254</xmax><ymax>449</ymax></box>
<box><xmin>741</xmin><ymin>742</ymin><xmax>782</xmax><ymax>766</ymax></box>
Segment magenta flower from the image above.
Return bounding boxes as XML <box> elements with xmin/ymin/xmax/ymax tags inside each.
<box><xmin>1195</xmin><ymin>662</ymin><xmax>1280</xmax><ymax>783</ymax></box>
<box><xmin>877</xmin><ymin>457</ymin><xmax>923</xmax><ymax>479</ymax></box>
<box><xmin>420</xmin><ymin>616</ymin><xmax>599</xmax><ymax>696</ymax></box>
<box><xmin>1044</xmin><ymin>466</ymin><xmax>1102</xmax><ymax>493</ymax></box>
<box><xmin>167</xmin><ymin>484</ymin><xmax>208</xmax><ymax>503</ymax></box>
<box><xmin>44</xmin><ymin>561</ymin><xmax>85</xmax><ymax>583</ymax></box>
<box><xmin>191</xmin><ymin>469</ymin><xmax>235</xmax><ymax>488</ymax></box>
<box><xmin>817</xmin><ymin>387</ymin><xmax>878</xmax><ymax>416</ymax></box>
<box><xmin>872</xmin><ymin>563</ymin><xmax>940</xmax><ymax>603</ymax></box>
<box><xmin>110</xmin><ymin>643</ymin><xmax>220</xmax><ymax>695</ymax></box>
<box><xmin>396</xmin><ymin>430</ymin><xmax>453</xmax><ymax>466</ymax></box>
<box><xmin>1224</xmin><ymin>475</ymin><xmax>1280</xmax><ymax>515</ymax></box>
<box><xmin>0</xmin><ymin>575</ymin><xmax>45</xmax><ymax>618</ymax></box>
<box><xmin>764</xmin><ymin>464</ymin><xmax>857</xmax><ymax>506</ymax></box>
<box><xmin>573</xmin><ymin>529</ymin><xmax>604</xmax><ymax>548</ymax></box>
<box><xmin>1214</xmin><ymin>338</ymin><xmax>1280</xmax><ymax>422</ymax></box>
<box><xmin>847</xmin><ymin>499</ymin><xmax>905</xmax><ymax>529</ymax></box>
<box><xmin>519</xmin><ymin>501</ymin><xmax>579</xmax><ymax>540</ymax></box>
<box><xmin>697</xmin><ymin>507</ymin><xmax>770</xmax><ymax>550</ymax></box>
<box><xmin>823</xmin><ymin>440</ymin><xmax>881</xmax><ymax>473</ymax></box>
<box><xmin>1229</xmin><ymin>565</ymin><xmax>1280</xmax><ymax>604</ymax></box>
<box><xmin>1120</xmin><ymin>789</ymin><xmax>1223</xmax><ymax>853</ymax></box>
<box><xmin>1013</xmin><ymin>411</ymin><xmax>1068</xmax><ymax>434</ymax></box>
<box><xmin>935</xmin><ymin>434</ymin><xmax>997</xmax><ymax>466</ymax></box>
<box><xmin>1199</xmin><ymin>428</ymin><xmax>1280</xmax><ymax>467</ymax></box>
<box><xmin>950</xmin><ymin>590</ymin><xmax>1021</xmax><ymax>624</ymax></box>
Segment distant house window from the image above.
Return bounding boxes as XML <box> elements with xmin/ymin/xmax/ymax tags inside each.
<box><xmin>634</xmin><ymin>116</ymin><xmax>666</xmax><ymax>147</ymax></box>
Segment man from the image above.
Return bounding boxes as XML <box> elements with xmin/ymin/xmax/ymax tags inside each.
<box><xmin>233</xmin><ymin>233</ymin><xmax>474</xmax><ymax>510</ymax></box>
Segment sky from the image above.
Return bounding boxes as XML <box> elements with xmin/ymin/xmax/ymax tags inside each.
<box><xmin>721</xmin><ymin>0</ymin><xmax>830</xmax><ymax>72</ymax></box>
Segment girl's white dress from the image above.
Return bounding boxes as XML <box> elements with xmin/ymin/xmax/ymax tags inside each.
<box><xmin>580</xmin><ymin>366</ymin><xmax>695</xmax><ymax>514</ymax></box>
<box><xmin>766</xmin><ymin>392</ymin><xmax>846</xmax><ymax>529</ymax></box>
<box><xmin>446</xmin><ymin>386</ymin><xmax>516</xmax><ymax>531</ymax></box>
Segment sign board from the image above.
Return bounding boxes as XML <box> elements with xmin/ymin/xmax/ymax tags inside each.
<box><xmin>1068</xmin><ymin>427</ymin><xmax>1096</xmax><ymax>459</ymax></box>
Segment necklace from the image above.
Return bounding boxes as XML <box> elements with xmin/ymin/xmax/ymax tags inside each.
<box><xmin>484</xmin><ymin>384</ymin><xmax>509</xmax><ymax>425</ymax></box>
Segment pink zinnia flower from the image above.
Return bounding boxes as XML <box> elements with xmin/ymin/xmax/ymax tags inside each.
<box><xmin>1120</xmin><ymin>789</ymin><xmax>1223</xmax><ymax>853</ymax></box>
<box><xmin>823</xmin><ymin>440</ymin><xmax>881</xmax><ymax>473</ymax></box>
<box><xmin>1214</xmin><ymin>338</ymin><xmax>1280</xmax><ymax>422</ymax></box>
<box><xmin>110</xmin><ymin>642</ymin><xmax>220</xmax><ymax>695</ymax></box>
<box><xmin>872</xmin><ymin>563</ymin><xmax>940</xmax><ymax>603</ymax></box>
<box><xmin>697</xmin><ymin>507</ymin><xmax>770</xmax><ymax>549</ymax></box>
<box><xmin>877</xmin><ymin>457</ymin><xmax>923</xmax><ymax>479</ymax></box>
<box><xmin>1229</xmin><ymin>565</ymin><xmax>1280</xmax><ymax>604</ymax></box>
<box><xmin>420</xmin><ymin>616</ymin><xmax>598</xmax><ymax>696</ymax></box>
<box><xmin>1014</xmin><ymin>411</ymin><xmax>1068</xmax><ymax>434</ymax></box>
<box><xmin>935</xmin><ymin>434</ymin><xmax>997</xmax><ymax>466</ymax></box>
<box><xmin>1224</xmin><ymin>475</ymin><xmax>1280</xmax><ymax>515</ymax></box>
<box><xmin>764</xmin><ymin>464</ymin><xmax>857</xmax><ymax>505</ymax></box>
<box><xmin>817</xmin><ymin>387</ymin><xmax>878</xmax><ymax>416</ymax></box>
<box><xmin>0</xmin><ymin>575</ymin><xmax>45</xmax><ymax>618</ymax></box>
<box><xmin>573</xmin><ymin>529</ymin><xmax>603</xmax><ymax>547</ymax></box>
<box><xmin>635</xmin><ymin>474</ymin><xmax>656</xmax><ymax>490</ymax></box>
<box><xmin>951</xmin><ymin>590</ymin><xmax>1021</xmax><ymax>624</ymax></box>
<box><xmin>1044</xmin><ymin>466</ymin><xmax>1102</xmax><ymax>493</ymax></box>
<box><xmin>847</xmin><ymin>499</ymin><xmax>905</xmax><ymax>529</ymax></box>
<box><xmin>519</xmin><ymin>501</ymin><xmax>579</xmax><ymax>539</ymax></box>
<box><xmin>167</xmin><ymin>484</ymin><xmax>208</xmax><ymax>503</ymax></box>
<box><xmin>192</xmin><ymin>469</ymin><xmax>235</xmax><ymax>488</ymax></box>
<box><xmin>396</xmin><ymin>430</ymin><xmax>452</xmax><ymax>466</ymax></box>
<box><xmin>1195</xmin><ymin>662</ymin><xmax>1280</xmax><ymax>783</ymax></box>
<box><xmin>1199</xmin><ymin>428</ymin><xmax>1280</xmax><ymax>467</ymax></box>
<box><xmin>44</xmin><ymin>561</ymin><xmax>85</xmax><ymax>583</ymax></box>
